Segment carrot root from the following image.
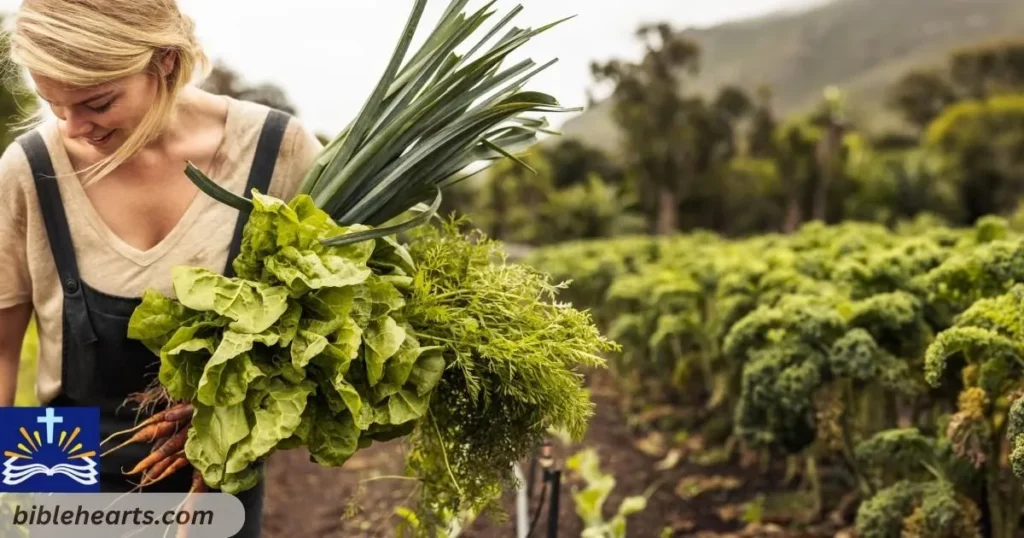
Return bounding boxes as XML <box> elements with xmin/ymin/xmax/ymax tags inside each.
<box><xmin>100</xmin><ymin>402</ymin><xmax>192</xmax><ymax>447</ymax></box>
<box><xmin>131</xmin><ymin>448</ymin><xmax>183</xmax><ymax>478</ymax></box>
<box><xmin>153</xmin><ymin>456</ymin><xmax>190</xmax><ymax>483</ymax></box>
<box><xmin>126</xmin><ymin>427</ymin><xmax>189</xmax><ymax>475</ymax></box>
<box><xmin>102</xmin><ymin>421</ymin><xmax>182</xmax><ymax>458</ymax></box>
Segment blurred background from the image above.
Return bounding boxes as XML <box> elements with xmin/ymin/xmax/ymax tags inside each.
<box><xmin>4</xmin><ymin>0</ymin><xmax>1024</xmax><ymax>536</ymax></box>
<box><xmin>2</xmin><ymin>0</ymin><xmax>1023</xmax><ymax>244</ymax></box>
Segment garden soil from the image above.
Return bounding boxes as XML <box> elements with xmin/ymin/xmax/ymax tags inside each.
<box><xmin>261</xmin><ymin>371</ymin><xmax>855</xmax><ymax>538</ymax></box>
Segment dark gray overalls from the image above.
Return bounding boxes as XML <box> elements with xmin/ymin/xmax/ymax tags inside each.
<box><xmin>16</xmin><ymin>109</ymin><xmax>291</xmax><ymax>538</ymax></box>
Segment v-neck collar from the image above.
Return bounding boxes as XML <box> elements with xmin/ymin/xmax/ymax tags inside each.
<box><xmin>46</xmin><ymin>97</ymin><xmax>237</xmax><ymax>267</ymax></box>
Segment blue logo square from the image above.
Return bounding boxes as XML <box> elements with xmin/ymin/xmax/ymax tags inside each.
<box><xmin>0</xmin><ymin>407</ymin><xmax>101</xmax><ymax>493</ymax></box>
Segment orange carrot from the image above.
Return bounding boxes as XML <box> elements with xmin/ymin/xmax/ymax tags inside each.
<box><xmin>102</xmin><ymin>421</ymin><xmax>181</xmax><ymax>458</ymax></box>
<box><xmin>151</xmin><ymin>435</ymin><xmax>169</xmax><ymax>454</ymax></box>
<box><xmin>101</xmin><ymin>402</ymin><xmax>192</xmax><ymax>446</ymax></box>
<box><xmin>164</xmin><ymin>404</ymin><xmax>193</xmax><ymax>424</ymax></box>
<box><xmin>152</xmin><ymin>455</ymin><xmax>189</xmax><ymax>483</ymax></box>
<box><xmin>126</xmin><ymin>427</ymin><xmax>189</xmax><ymax>476</ymax></box>
<box><xmin>135</xmin><ymin>449</ymin><xmax>183</xmax><ymax>479</ymax></box>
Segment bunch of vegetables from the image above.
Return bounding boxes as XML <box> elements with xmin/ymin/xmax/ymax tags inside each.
<box><xmin>103</xmin><ymin>0</ymin><xmax>616</xmax><ymax>533</ymax></box>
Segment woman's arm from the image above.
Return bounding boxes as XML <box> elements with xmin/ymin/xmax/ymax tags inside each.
<box><xmin>0</xmin><ymin>303</ymin><xmax>32</xmax><ymax>406</ymax></box>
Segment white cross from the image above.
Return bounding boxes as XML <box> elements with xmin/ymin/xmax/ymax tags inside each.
<box><xmin>37</xmin><ymin>408</ymin><xmax>63</xmax><ymax>445</ymax></box>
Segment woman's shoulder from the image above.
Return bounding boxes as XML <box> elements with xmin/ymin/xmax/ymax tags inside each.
<box><xmin>0</xmin><ymin>122</ymin><xmax>49</xmax><ymax>231</ymax></box>
<box><xmin>219</xmin><ymin>95</ymin><xmax>324</xmax><ymax>199</ymax></box>
<box><xmin>0</xmin><ymin>120</ymin><xmax>58</xmax><ymax>199</ymax></box>
<box><xmin>223</xmin><ymin>96</ymin><xmax>319</xmax><ymax>147</ymax></box>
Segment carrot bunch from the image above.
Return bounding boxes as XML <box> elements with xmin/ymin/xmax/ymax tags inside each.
<box><xmin>101</xmin><ymin>402</ymin><xmax>205</xmax><ymax>493</ymax></box>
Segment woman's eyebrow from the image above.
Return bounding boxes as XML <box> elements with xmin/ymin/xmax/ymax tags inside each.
<box><xmin>37</xmin><ymin>89</ymin><xmax>114</xmax><ymax>106</ymax></box>
<box><xmin>81</xmin><ymin>90</ymin><xmax>115</xmax><ymax>105</ymax></box>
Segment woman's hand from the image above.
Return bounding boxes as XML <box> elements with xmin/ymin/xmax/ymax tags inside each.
<box><xmin>0</xmin><ymin>303</ymin><xmax>32</xmax><ymax>406</ymax></box>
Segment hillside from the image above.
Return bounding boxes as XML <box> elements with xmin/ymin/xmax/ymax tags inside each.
<box><xmin>559</xmin><ymin>0</ymin><xmax>1024</xmax><ymax>154</ymax></box>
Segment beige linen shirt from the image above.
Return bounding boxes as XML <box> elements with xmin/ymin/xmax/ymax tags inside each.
<box><xmin>0</xmin><ymin>96</ymin><xmax>324</xmax><ymax>404</ymax></box>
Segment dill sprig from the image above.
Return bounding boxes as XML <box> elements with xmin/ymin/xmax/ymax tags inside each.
<box><xmin>400</xmin><ymin>218</ymin><xmax>615</xmax><ymax>531</ymax></box>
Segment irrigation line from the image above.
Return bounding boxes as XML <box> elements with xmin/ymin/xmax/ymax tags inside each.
<box><xmin>515</xmin><ymin>463</ymin><xmax>530</xmax><ymax>538</ymax></box>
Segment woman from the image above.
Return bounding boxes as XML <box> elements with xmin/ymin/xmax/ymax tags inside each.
<box><xmin>0</xmin><ymin>0</ymin><xmax>323</xmax><ymax>535</ymax></box>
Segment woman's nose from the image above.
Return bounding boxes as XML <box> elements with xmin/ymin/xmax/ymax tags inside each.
<box><xmin>63</xmin><ymin>110</ymin><xmax>94</xmax><ymax>138</ymax></box>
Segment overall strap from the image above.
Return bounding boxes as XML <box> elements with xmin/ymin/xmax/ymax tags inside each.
<box><xmin>17</xmin><ymin>131</ymin><xmax>98</xmax><ymax>347</ymax></box>
<box><xmin>224</xmin><ymin>109</ymin><xmax>291</xmax><ymax>277</ymax></box>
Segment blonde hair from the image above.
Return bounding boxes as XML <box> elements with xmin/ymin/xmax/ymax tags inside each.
<box><xmin>6</xmin><ymin>0</ymin><xmax>210</xmax><ymax>185</ymax></box>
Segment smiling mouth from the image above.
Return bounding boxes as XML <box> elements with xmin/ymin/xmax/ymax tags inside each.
<box><xmin>86</xmin><ymin>131</ymin><xmax>114</xmax><ymax>145</ymax></box>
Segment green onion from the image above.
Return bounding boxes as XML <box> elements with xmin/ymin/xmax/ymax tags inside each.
<box><xmin>184</xmin><ymin>0</ymin><xmax>578</xmax><ymax>244</ymax></box>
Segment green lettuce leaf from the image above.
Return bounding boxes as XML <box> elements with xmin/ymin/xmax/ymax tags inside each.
<box><xmin>307</xmin><ymin>409</ymin><xmax>361</xmax><ymax>467</ymax></box>
<box><xmin>370</xmin><ymin>332</ymin><xmax>423</xmax><ymax>403</ymax></box>
<box><xmin>350</xmin><ymin>276</ymin><xmax>405</xmax><ymax>327</ymax></box>
<box><xmin>127</xmin><ymin>289</ymin><xmax>208</xmax><ymax>354</ymax></box>
<box><xmin>172</xmin><ymin>266</ymin><xmax>290</xmax><ymax>334</ymax></box>
<box><xmin>186</xmin><ymin>403</ymin><xmax>251</xmax><ymax>488</ymax></box>
<box><xmin>363</xmin><ymin>316</ymin><xmax>406</xmax><ymax>386</ymax></box>
<box><xmin>196</xmin><ymin>331</ymin><xmax>266</xmax><ymax>407</ymax></box>
<box><xmin>158</xmin><ymin>351</ymin><xmax>207</xmax><ymax>401</ymax></box>
<box><xmin>386</xmin><ymin>389</ymin><xmax>429</xmax><ymax>425</ymax></box>
<box><xmin>226</xmin><ymin>378</ymin><xmax>315</xmax><ymax>474</ymax></box>
<box><xmin>265</xmin><ymin>246</ymin><xmax>372</xmax><ymax>297</ymax></box>
<box><xmin>406</xmin><ymin>348</ymin><xmax>446</xmax><ymax>396</ymax></box>
<box><xmin>218</xmin><ymin>467</ymin><xmax>262</xmax><ymax>496</ymax></box>
<box><xmin>369</xmin><ymin>235</ymin><xmax>417</xmax><ymax>277</ymax></box>
<box><xmin>302</xmin><ymin>287</ymin><xmax>355</xmax><ymax>320</ymax></box>
<box><xmin>278</xmin><ymin>401</ymin><xmax>316</xmax><ymax>450</ymax></box>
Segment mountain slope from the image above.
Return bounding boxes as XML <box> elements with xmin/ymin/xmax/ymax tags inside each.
<box><xmin>559</xmin><ymin>0</ymin><xmax>1024</xmax><ymax>154</ymax></box>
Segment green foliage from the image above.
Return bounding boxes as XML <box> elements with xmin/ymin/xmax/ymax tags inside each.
<box><xmin>923</xmin><ymin>284</ymin><xmax>1024</xmax><ymax>388</ymax></box>
<box><xmin>452</xmin><ymin>146</ymin><xmax>645</xmax><ymax>245</ymax></box>
<box><xmin>855</xmin><ymin>480</ymin><xmax>981</xmax><ymax>538</ymax></box>
<box><xmin>400</xmin><ymin>220</ymin><xmax>615</xmax><ymax>524</ymax></box>
<box><xmin>855</xmin><ymin>480</ymin><xmax>927</xmax><ymax>538</ymax></box>
<box><xmin>128</xmin><ymin>193</ymin><xmax>438</xmax><ymax>494</ymax></box>
<box><xmin>527</xmin><ymin>215</ymin><xmax>1024</xmax><ymax>537</ymax></box>
<box><xmin>128</xmin><ymin>192</ymin><xmax>611</xmax><ymax>533</ymax></box>
<box><xmin>1009</xmin><ymin>398</ymin><xmax>1024</xmax><ymax>478</ymax></box>
<box><xmin>15</xmin><ymin>320</ymin><xmax>38</xmax><ymax>406</ymax></box>
<box><xmin>855</xmin><ymin>429</ymin><xmax>935</xmax><ymax>484</ymax></box>
<box><xmin>924</xmin><ymin>93</ymin><xmax>1024</xmax><ymax>221</ymax></box>
<box><xmin>566</xmin><ymin>448</ymin><xmax>649</xmax><ymax>538</ymax></box>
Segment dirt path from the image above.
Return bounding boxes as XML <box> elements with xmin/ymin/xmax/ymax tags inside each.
<box><xmin>261</xmin><ymin>372</ymin><xmax>854</xmax><ymax>537</ymax></box>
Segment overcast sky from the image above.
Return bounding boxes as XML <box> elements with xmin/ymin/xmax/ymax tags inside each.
<box><xmin>0</xmin><ymin>0</ymin><xmax>824</xmax><ymax>136</ymax></box>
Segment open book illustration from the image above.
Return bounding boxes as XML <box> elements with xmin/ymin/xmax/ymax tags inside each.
<box><xmin>3</xmin><ymin>457</ymin><xmax>98</xmax><ymax>486</ymax></box>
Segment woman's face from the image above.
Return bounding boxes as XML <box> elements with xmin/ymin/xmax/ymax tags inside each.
<box><xmin>31</xmin><ymin>71</ymin><xmax>160</xmax><ymax>156</ymax></box>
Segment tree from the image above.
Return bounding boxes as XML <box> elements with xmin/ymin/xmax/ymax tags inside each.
<box><xmin>887</xmin><ymin>40</ymin><xmax>1024</xmax><ymax>130</ymax></box>
<box><xmin>887</xmin><ymin>68</ymin><xmax>959</xmax><ymax>130</ymax></box>
<box><xmin>0</xmin><ymin>16</ymin><xmax>39</xmax><ymax>151</ymax></box>
<box><xmin>590</xmin><ymin>23</ymin><xmax>701</xmax><ymax>235</ymax></box>
<box><xmin>200</xmin><ymin>60</ymin><xmax>298</xmax><ymax>115</ymax></box>
<box><xmin>747</xmin><ymin>85</ymin><xmax>778</xmax><ymax>159</ymax></box>
<box><xmin>949</xmin><ymin>40</ymin><xmax>1024</xmax><ymax>99</ymax></box>
<box><xmin>538</xmin><ymin>138</ymin><xmax>624</xmax><ymax>190</ymax></box>
<box><xmin>591</xmin><ymin>24</ymin><xmax>753</xmax><ymax>235</ymax></box>
<box><xmin>774</xmin><ymin>119</ymin><xmax>820</xmax><ymax>233</ymax></box>
<box><xmin>810</xmin><ymin>87</ymin><xmax>849</xmax><ymax>223</ymax></box>
<box><xmin>925</xmin><ymin>94</ymin><xmax>1024</xmax><ymax>223</ymax></box>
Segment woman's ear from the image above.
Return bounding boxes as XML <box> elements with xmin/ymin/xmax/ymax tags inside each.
<box><xmin>157</xmin><ymin>49</ymin><xmax>178</xmax><ymax>78</ymax></box>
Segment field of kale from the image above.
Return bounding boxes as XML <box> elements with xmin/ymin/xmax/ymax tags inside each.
<box><xmin>519</xmin><ymin>216</ymin><xmax>1024</xmax><ymax>538</ymax></box>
